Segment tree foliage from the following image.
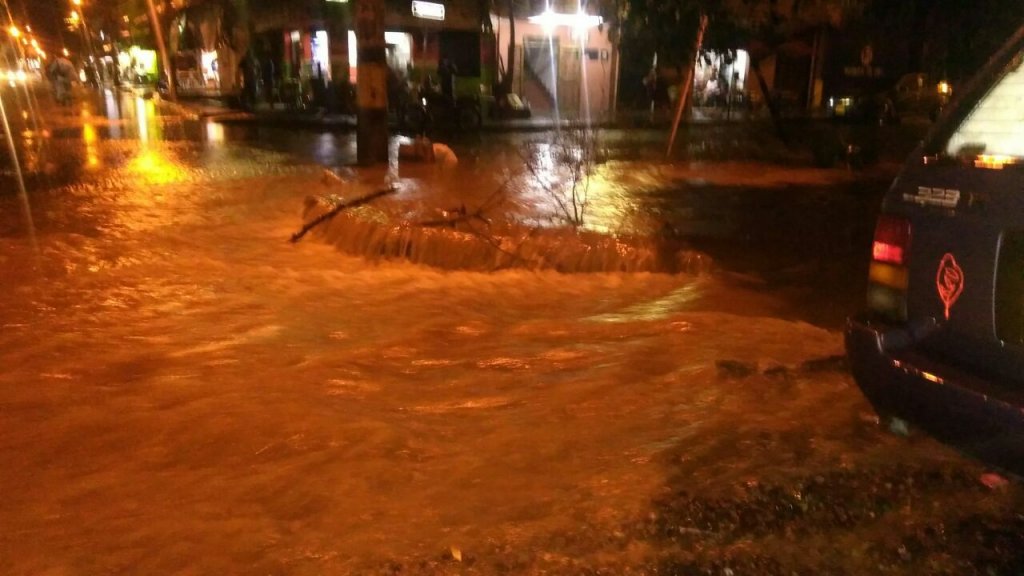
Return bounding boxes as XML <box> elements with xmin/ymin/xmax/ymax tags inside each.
<box><xmin>616</xmin><ymin>0</ymin><xmax>867</xmax><ymax>69</ymax></box>
<box><xmin>860</xmin><ymin>0</ymin><xmax>1024</xmax><ymax>80</ymax></box>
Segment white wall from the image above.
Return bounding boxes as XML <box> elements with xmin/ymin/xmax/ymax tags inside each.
<box><xmin>491</xmin><ymin>12</ymin><xmax>615</xmax><ymax>117</ymax></box>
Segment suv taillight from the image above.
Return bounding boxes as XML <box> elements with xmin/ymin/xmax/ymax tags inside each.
<box><xmin>872</xmin><ymin>215</ymin><xmax>911</xmax><ymax>265</ymax></box>
<box><xmin>867</xmin><ymin>215</ymin><xmax>911</xmax><ymax>321</ymax></box>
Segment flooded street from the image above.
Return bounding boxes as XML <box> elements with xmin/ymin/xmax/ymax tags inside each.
<box><xmin>2</xmin><ymin>87</ymin><xmax>1023</xmax><ymax>575</ymax></box>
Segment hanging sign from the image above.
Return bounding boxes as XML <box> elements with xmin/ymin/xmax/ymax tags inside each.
<box><xmin>412</xmin><ymin>1</ymin><xmax>445</xmax><ymax>21</ymax></box>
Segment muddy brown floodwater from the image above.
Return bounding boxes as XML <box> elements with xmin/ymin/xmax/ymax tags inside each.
<box><xmin>1</xmin><ymin>91</ymin><xmax>1023</xmax><ymax>575</ymax></box>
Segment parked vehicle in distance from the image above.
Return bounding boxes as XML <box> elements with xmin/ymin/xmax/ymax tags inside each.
<box><xmin>845</xmin><ymin>24</ymin><xmax>1024</xmax><ymax>475</ymax></box>
<box><xmin>890</xmin><ymin>72</ymin><xmax>952</xmax><ymax>121</ymax></box>
<box><xmin>827</xmin><ymin>76</ymin><xmax>897</xmax><ymax>124</ymax></box>
<box><xmin>828</xmin><ymin>72</ymin><xmax>952</xmax><ymax>125</ymax></box>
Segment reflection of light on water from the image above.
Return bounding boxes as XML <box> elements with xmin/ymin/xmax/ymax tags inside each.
<box><xmin>104</xmin><ymin>89</ymin><xmax>122</xmax><ymax>139</ymax></box>
<box><xmin>315</xmin><ymin>133</ymin><xmax>338</xmax><ymax>163</ymax></box>
<box><xmin>128</xmin><ymin>148</ymin><xmax>184</xmax><ymax>185</ymax></box>
<box><xmin>82</xmin><ymin>121</ymin><xmax>101</xmax><ymax>169</ymax></box>
<box><xmin>205</xmin><ymin>121</ymin><xmax>224</xmax><ymax>143</ymax></box>
<box><xmin>531</xmin><ymin>142</ymin><xmax>557</xmax><ymax>187</ymax></box>
<box><xmin>521</xmin><ymin>143</ymin><xmax>641</xmax><ymax>234</ymax></box>
<box><xmin>586</xmin><ymin>283</ymin><xmax>704</xmax><ymax>323</ymax></box>
<box><xmin>17</xmin><ymin>128</ymin><xmax>41</xmax><ymax>174</ymax></box>
<box><xmin>577</xmin><ymin>165</ymin><xmax>637</xmax><ymax>234</ymax></box>
<box><xmin>136</xmin><ymin>97</ymin><xmax>149</xmax><ymax>142</ymax></box>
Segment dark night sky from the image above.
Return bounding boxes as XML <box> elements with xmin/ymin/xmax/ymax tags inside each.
<box><xmin>12</xmin><ymin>0</ymin><xmax>81</xmax><ymax>52</ymax></box>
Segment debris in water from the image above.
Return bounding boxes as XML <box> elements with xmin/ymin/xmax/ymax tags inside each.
<box><xmin>290</xmin><ymin>186</ymin><xmax>397</xmax><ymax>243</ymax></box>
<box><xmin>798</xmin><ymin>355</ymin><xmax>848</xmax><ymax>373</ymax></box>
<box><xmin>887</xmin><ymin>417</ymin><xmax>910</xmax><ymax>437</ymax></box>
<box><xmin>980</xmin><ymin>472</ymin><xmax>1009</xmax><ymax>490</ymax></box>
<box><xmin>397</xmin><ymin>136</ymin><xmax>458</xmax><ymax>167</ymax></box>
<box><xmin>449</xmin><ymin>546</ymin><xmax>463</xmax><ymax>562</ymax></box>
<box><xmin>716</xmin><ymin>359</ymin><xmax>756</xmax><ymax>379</ymax></box>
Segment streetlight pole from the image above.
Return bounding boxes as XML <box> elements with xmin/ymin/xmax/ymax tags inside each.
<box><xmin>3</xmin><ymin>16</ymin><xmax>42</xmax><ymax>134</ymax></box>
<box><xmin>143</xmin><ymin>0</ymin><xmax>175</xmax><ymax>101</ymax></box>
<box><xmin>70</xmin><ymin>0</ymin><xmax>101</xmax><ymax>84</ymax></box>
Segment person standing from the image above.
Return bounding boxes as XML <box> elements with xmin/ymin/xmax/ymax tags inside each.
<box><xmin>239</xmin><ymin>51</ymin><xmax>258</xmax><ymax>110</ymax></box>
<box><xmin>261</xmin><ymin>53</ymin><xmax>276</xmax><ymax>104</ymax></box>
<box><xmin>47</xmin><ymin>56</ymin><xmax>75</xmax><ymax>106</ymax></box>
<box><xmin>438</xmin><ymin>58</ymin><xmax>457</xmax><ymax>102</ymax></box>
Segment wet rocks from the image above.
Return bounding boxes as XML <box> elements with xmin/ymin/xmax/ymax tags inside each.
<box><xmin>651</xmin><ymin>464</ymin><xmax>980</xmax><ymax>542</ymax></box>
<box><xmin>715</xmin><ymin>354</ymin><xmax>848</xmax><ymax>381</ymax></box>
<box><xmin>798</xmin><ymin>355</ymin><xmax>849</xmax><ymax>374</ymax></box>
<box><xmin>630</xmin><ymin>462</ymin><xmax>1019</xmax><ymax>575</ymax></box>
<box><xmin>715</xmin><ymin>360</ymin><xmax>757</xmax><ymax>379</ymax></box>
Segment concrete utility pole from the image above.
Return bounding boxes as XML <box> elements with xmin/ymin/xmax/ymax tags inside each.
<box><xmin>145</xmin><ymin>0</ymin><xmax>176</xmax><ymax>101</ymax></box>
<box><xmin>355</xmin><ymin>0</ymin><xmax>388</xmax><ymax>165</ymax></box>
<box><xmin>667</xmin><ymin>13</ymin><xmax>707</xmax><ymax>159</ymax></box>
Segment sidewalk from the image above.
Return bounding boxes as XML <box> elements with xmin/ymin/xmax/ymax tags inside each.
<box><xmin>156</xmin><ymin>96</ymin><xmax>728</xmax><ymax>132</ymax></box>
<box><xmin>154</xmin><ymin>95</ymin><xmax>924</xmax><ymax>170</ymax></box>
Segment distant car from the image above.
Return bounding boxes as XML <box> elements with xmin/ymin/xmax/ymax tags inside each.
<box><xmin>890</xmin><ymin>72</ymin><xmax>952</xmax><ymax>121</ymax></box>
<box><xmin>828</xmin><ymin>72</ymin><xmax>952</xmax><ymax>125</ymax></box>
<box><xmin>845</xmin><ymin>24</ymin><xmax>1024</xmax><ymax>474</ymax></box>
<box><xmin>827</xmin><ymin>76</ymin><xmax>898</xmax><ymax>125</ymax></box>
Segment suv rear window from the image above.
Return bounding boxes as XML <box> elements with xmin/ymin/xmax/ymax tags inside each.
<box><xmin>944</xmin><ymin>51</ymin><xmax>1024</xmax><ymax>159</ymax></box>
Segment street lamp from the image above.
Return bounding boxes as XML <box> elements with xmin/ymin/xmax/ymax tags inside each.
<box><xmin>69</xmin><ymin>0</ymin><xmax>101</xmax><ymax>84</ymax></box>
<box><xmin>7</xmin><ymin>24</ymin><xmax>20</xmax><ymax>38</ymax></box>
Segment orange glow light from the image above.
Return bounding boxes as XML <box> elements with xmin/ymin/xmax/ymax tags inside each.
<box><xmin>975</xmin><ymin>154</ymin><xmax>1017</xmax><ymax>170</ymax></box>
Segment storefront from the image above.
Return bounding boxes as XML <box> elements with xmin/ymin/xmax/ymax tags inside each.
<box><xmin>693</xmin><ymin>50</ymin><xmax>750</xmax><ymax>109</ymax></box>
<box><xmin>117</xmin><ymin>45</ymin><xmax>158</xmax><ymax>85</ymax></box>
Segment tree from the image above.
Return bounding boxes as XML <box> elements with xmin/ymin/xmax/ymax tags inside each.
<box><xmin>618</xmin><ymin>0</ymin><xmax>867</xmax><ymax>142</ymax></box>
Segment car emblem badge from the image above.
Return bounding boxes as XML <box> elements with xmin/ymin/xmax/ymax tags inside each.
<box><xmin>936</xmin><ymin>253</ymin><xmax>964</xmax><ymax>320</ymax></box>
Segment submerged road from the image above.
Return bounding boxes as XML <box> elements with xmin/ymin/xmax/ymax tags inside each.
<box><xmin>1</xmin><ymin>85</ymin><xmax>1022</xmax><ymax>575</ymax></box>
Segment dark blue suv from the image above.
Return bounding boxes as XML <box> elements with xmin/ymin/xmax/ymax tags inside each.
<box><xmin>846</xmin><ymin>25</ymin><xmax>1024</xmax><ymax>474</ymax></box>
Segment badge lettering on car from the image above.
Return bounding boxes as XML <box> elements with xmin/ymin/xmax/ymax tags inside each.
<box><xmin>936</xmin><ymin>253</ymin><xmax>964</xmax><ymax>320</ymax></box>
<box><xmin>904</xmin><ymin>186</ymin><xmax>960</xmax><ymax>209</ymax></box>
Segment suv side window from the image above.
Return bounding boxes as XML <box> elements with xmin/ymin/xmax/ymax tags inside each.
<box><xmin>945</xmin><ymin>52</ymin><xmax>1024</xmax><ymax>159</ymax></box>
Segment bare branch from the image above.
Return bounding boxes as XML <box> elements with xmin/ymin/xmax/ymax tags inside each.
<box><xmin>290</xmin><ymin>186</ymin><xmax>398</xmax><ymax>243</ymax></box>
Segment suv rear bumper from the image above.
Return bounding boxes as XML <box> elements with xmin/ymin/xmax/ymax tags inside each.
<box><xmin>845</xmin><ymin>315</ymin><xmax>1024</xmax><ymax>473</ymax></box>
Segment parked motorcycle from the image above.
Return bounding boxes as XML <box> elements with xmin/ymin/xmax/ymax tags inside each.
<box><xmin>400</xmin><ymin>81</ymin><xmax>481</xmax><ymax>134</ymax></box>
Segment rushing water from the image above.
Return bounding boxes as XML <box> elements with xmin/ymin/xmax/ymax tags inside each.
<box><xmin>1</xmin><ymin>88</ymin><xmax>1022</xmax><ymax>575</ymax></box>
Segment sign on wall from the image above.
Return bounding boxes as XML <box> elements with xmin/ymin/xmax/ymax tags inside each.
<box><xmin>412</xmin><ymin>1</ymin><xmax>445</xmax><ymax>21</ymax></box>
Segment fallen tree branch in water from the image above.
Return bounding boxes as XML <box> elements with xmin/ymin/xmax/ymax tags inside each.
<box><xmin>408</xmin><ymin>182</ymin><xmax>546</xmax><ymax>268</ymax></box>
<box><xmin>416</xmin><ymin>204</ymin><xmax>484</xmax><ymax>228</ymax></box>
<box><xmin>289</xmin><ymin>186</ymin><xmax>397</xmax><ymax>243</ymax></box>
